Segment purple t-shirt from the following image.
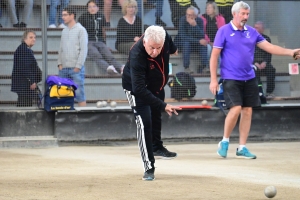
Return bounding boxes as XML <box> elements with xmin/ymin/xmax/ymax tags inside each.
<box><xmin>214</xmin><ymin>22</ymin><xmax>265</xmax><ymax>80</ymax></box>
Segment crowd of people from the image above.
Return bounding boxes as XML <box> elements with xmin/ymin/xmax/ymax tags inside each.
<box><xmin>9</xmin><ymin>0</ymin><xmax>282</xmax><ymax>105</ymax></box>
<box><xmin>8</xmin><ymin>0</ymin><xmax>300</xmax><ymax>181</ymax></box>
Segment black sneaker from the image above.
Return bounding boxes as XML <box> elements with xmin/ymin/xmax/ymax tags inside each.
<box><xmin>0</xmin><ymin>24</ymin><xmax>2</xmax><ymax>28</ymax></box>
<box><xmin>155</xmin><ymin>17</ymin><xmax>166</xmax><ymax>27</ymax></box>
<box><xmin>13</xmin><ymin>23</ymin><xmax>20</xmax><ymax>28</ymax></box>
<box><xmin>19</xmin><ymin>22</ymin><xmax>27</xmax><ymax>28</ymax></box>
<box><xmin>142</xmin><ymin>168</ymin><xmax>155</xmax><ymax>181</ymax></box>
<box><xmin>153</xmin><ymin>146</ymin><xmax>177</xmax><ymax>159</ymax></box>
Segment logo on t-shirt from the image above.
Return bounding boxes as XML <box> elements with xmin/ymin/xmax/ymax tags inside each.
<box><xmin>244</xmin><ymin>31</ymin><xmax>250</xmax><ymax>38</ymax></box>
<box><xmin>149</xmin><ymin>63</ymin><xmax>155</xmax><ymax>70</ymax></box>
<box><xmin>230</xmin><ymin>33</ymin><xmax>235</xmax><ymax>36</ymax></box>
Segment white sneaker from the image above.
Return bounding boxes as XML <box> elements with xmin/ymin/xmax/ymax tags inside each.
<box><xmin>58</xmin><ymin>23</ymin><xmax>66</xmax><ymax>29</ymax></box>
<box><xmin>48</xmin><ymin>24</ymin><xmax>56</xmax><ymax>28</ymax></box>
<box><xmin>107</xmin><ymin>65</ymin><xmax>119</xmax><ymax>75</ymax></box>
<box><xmin>121</xmin><ymin>65</ymin><xmax>125</xmax><ymax>74</ymax></box>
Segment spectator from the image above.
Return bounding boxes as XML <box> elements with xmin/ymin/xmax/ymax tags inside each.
<box><xmin>174</xmin><ymin>6</ymin><xmax>208</xmax><ymax>74</ymax></box>
<box><xmin>253</xmin><ymin>21</ymin><xmax>276</xmax><ymax>97</ymax></box>
<box><xmin>200</xmin><ymin>1</ymin><xmax>225</xmax><ymax>68</ymax></box>
<box><xmin>116</xmin><ymin>0</ymin><xmax>142</xmax><ymax>54</ymax></box>
<box><xmin>96</xmin><ymin>0</ymin><xmax>123</xmax><ymax>27</ymax></box>
<box><xmin>213</xmin><ymin>0</ymin><xmax>234</xmax><ymax>23</ymax></box>
<box><xmin>146</xmin><ymin>0</ymin><xmax>166</xmax><ymax>26</ymax></box>
<box><xmin>122</xmin><ymin>25</ymin><xmax>181</xmax><ymax>181</ymax></box>
<box><xmin>98</xmin><ymin>0</ymin><xmax>166</xmax><ymax>27</ymax></box>
<box><xmin>78</xmin><ymin>0</ymin><xmax>124</xmax><ymax>75</ymax></box>
<box><xmin>168</xmin><ymin>0</ymin><xmax>200</xmax><ymax>28</ymax></box>
<box><xmin>58</xmin><ymin>7</ymin><xmax>88</xmax><ymax>107</ymax></box>
<box><xmin>49</xmin><ymin>0</ymin><xmax>70</xmax><ymax>28</ymax></box>
<box><xmin>7</xmin><ymin>0</ymin><xmax>33</xmax><ymax>28</ymax></box>
<box><xmin>11</xmin><ymin>30</ymin><xmax>42</xmax><ymax>107</ymax></box>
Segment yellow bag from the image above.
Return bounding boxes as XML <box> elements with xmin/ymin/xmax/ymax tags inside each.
<box><xmin>49</xmin><ymin>85</ymin><xmax>74</xmax><ymax>98</ymax></box>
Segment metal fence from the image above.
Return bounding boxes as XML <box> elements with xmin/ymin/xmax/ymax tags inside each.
<box><xmin>0</xmin><ymin>0</ymin><xmax>299</xmax><ymax>108</ymax></box>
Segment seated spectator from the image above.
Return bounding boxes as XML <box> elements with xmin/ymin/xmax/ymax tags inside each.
<box><xmin>168</xmin><ymin>0</ymin><xmax>200</xmax><ymax>28</ymax></box>
<box><xmin>98</xmin><ymin>0</ymin><xmax>166</xmax><ymax>27</ymax></box>
<box><xmin>145</xmin><ymin>0</ymin><xmax>166</xmax><ymax>26</ymax></box>
<box><xmin>78</xmin><ymin>0</ymin><xmax>124</xmax><ymax>75</ymax></box>
<box><xmin>96</xmin><ymin>0</ymin><xmax>123</xmax><ymax>27</ymax></box>
<box><xmin>115</xmin><ymin>0</ymin><xmax>142</xmax><ymax>54</ymax></box>
<box><xmin>49</xmin><ymin>0</ymin><xmax>70</xmax><ymax>28</ymax></box>
<box><xmin>174</xmin><ymin>6</ymin><xmax>208</xmax><ymax>74</ymax></box>
<box><xmin>200</xmin><ymin>1</ymin><xmax>225</xmax><ymax>68</ymax></box>
<box><xmin>11</xmin><ymin>30</ymin><xmax>42</xmax><ymax>107</ymax></box>
<box><xmin>253</xmin><ymin>21</ymin><xmax>276</xmax><ymax>97</ymax></box>
<box><xmin>7</xmin><ymin>0</ymin><xmax>33</xmax><ymax>28</ymax></box>
<box><xmin>213</xmin><ymin>0</ymin><xmax>233</xmax><ymax>23</ymax></box>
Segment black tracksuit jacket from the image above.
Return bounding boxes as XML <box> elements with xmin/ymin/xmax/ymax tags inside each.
<box><xmin>122</xmin><ymin>32</ymin><xmax>177</xmax><ymax>111</ymax></box>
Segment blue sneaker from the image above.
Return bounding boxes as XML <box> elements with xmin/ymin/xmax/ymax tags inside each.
<box><xmin>236</xmin><ymin>147</ymin><xmax>257</xmax><ymax>159</ymax></box>
<box><xmin>142</xmin><ymin>168</ymin><xmax>155</xmax><ymax>181</ymax></box>
<box><xmin>217</xmin><ymin>141</ymin><xmax>229</xmax><ymax>158</ymax></box>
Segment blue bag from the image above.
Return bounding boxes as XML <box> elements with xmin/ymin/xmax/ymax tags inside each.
<box><xmin>214</xmin><ymin>79</ymin><xmax>226</xmax><ymax>109</ymax></box>
<box><xmin>44</xmin><ymin>76</ymin><xmax>77</xmax><ymax>112</ymax></box>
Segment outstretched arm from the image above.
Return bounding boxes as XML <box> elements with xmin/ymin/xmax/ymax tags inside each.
<box><xmin>257</xmin><ymin>40</ymin><xmax>300</xmax><ymax>59</ymax></box>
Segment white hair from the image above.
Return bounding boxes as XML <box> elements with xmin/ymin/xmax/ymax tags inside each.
<box><xmin>231</xmin><ymin>1</ymin><xmax>250</xmax><ymax>14</ymax></box>
<box><xmin>187</xmin><ymin>5</ymin><xmax>199</xmax><ymax>16</ymax></box>
<box><xmin>144</xmin><ymin>25</ymin><xmax>166</xmax><ymax>44</ymax></box>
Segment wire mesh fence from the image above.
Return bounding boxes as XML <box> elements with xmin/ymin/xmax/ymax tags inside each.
<box><xmin>0</xmin><ymin>0</ymin><xmax>299</xmax><ymax>108</ymax></box>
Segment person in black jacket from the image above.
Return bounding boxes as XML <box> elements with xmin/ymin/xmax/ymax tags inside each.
<box><xmin>174</xmin><ymin>6</ymin><xmax>208</xmax><ymax>74</ymax></box>
<box><xmin>253</xmin><ymin>21</ymin><xmax>276</xmax><ymax>97</ymax></box>
<box><xmin>115</xmin><ymin>0</ymin><xmax>142</xmax><ymax>54</ymax></box>
<box><xmin>168</xmin><ymin>0</ymin><xmax>200</xmax><ymax>28</ymax></box>
<box><xmin>11</xmin><ymin>30</ymin><xmax>42</xmax><ymax>107</ymax></box>
<box><xmin>78</xmin><ymin>0</ymin><xmax>123</xmax><ymax>75</ymax></box>
<box><xmin>122</xmin><ymin>25</ymin><xmax>182</xmax><ymax>181</ymax></box>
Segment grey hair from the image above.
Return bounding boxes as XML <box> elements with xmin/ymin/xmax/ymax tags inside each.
<box><xmin>144</xmin><ymin>25</ymin><xmax>166</xmax><ymax>44</ymax></box>
<box><xmin>206</xmin><ymin>1</ymin><xmax>219</xmax><ymax>16</ymax></box>
<box><xmin>255</xmin><ymin>21</ymin><xmax>264</xmax><ymax>27</ymax></box>
<box><xmin>22</xmin><ymin>30</ymin><xmax>36</xmax><ymax>43</ymax></box>
<box><xmin>231</xmin><ymin>1</ymin><xmax>250</xmax><ymax>14</ymax></box>
<box><xmin>121</xmin><ymin>0</ymin><xmax>138</xmax><ymax>15</ymax></box>
<box><xmin>187</xmin><ymin>5</ymin><xmax>199</xmax><ymax>16</ymax></box>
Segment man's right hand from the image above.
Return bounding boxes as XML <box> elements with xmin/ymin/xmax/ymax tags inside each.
<box><xmin>165</xmin><ymin>104</ymin><xmax>182</xmax><ymax>116</ymax></box>
<box><xmin>186</xmin><ymin>17</ymin><xmax>197</xmax><ymax>26</ymax></box>
<box><xmin>200</xmin><ymin>39</ymin><xmax>208</xmax><ymax>46</ymax></box>
<box><xmin>209</xmin><ymin>79</ymin><xmax>219</xmax><ymax>95</ymax></box>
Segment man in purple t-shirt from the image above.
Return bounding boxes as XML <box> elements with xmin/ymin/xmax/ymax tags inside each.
<box><xmin>209</xmin><ymin>1</ymin><xmax>300</xmax><ymax>159</ymax></box>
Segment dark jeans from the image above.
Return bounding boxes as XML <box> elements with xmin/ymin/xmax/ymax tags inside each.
<box><xmin>17</xmin><ymin>91</ymin><xmax>35</xmax><ymax>107</ymax></box>
<box><xmin>180</xmin><ymin>40</ymin><xmax>208</xmax><ymax>69</ymax></box>
<box><xmin>137</xmin><ymin>0</ymin><xmax>163</xmax><ymax>18</ymax></box>
<box><xmin>255</xmin><ymin>64</ymin><xmax>276</xmax><ymax>93</ymax></box>
<box><xmin>124</xmin><ymin>89</ymin><xmax>165</xmax><ymax>171</ymax></box>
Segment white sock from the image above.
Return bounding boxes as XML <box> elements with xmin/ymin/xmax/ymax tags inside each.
<box><xmin>222</xmin><ymin>137</ymin><xmax>229</xmax><ymax>142</ymax></box>
<box><xmin>238</xmin><ymin>145</ymin><xmax>246</xmax><ymax>151</ymax></box>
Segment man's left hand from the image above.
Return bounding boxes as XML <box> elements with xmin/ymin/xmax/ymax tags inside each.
<box><xmin>74</xmin><ymin>67</ymin><xmax>80</xmax><ymax>73</ymax></box>
<box><xmin>30</xmin><ymin>83</ymin><xmax>37</xmax><ymax>90</ymax></box>
<box><xmin>171</xmin><ymin>50</ymin><xmax>178</xmax><ymax>56</ymax></box>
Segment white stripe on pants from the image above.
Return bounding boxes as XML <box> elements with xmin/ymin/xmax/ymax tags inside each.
<box><xmin>124</xmin><ymin>89</ymin><xmax>152</xmax><ymax>172</ymax></box>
